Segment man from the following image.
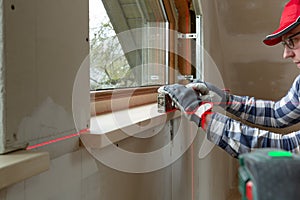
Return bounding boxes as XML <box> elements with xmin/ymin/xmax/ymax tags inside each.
<box><xmin>160</xmin><ymin>0</ymin><xmax>300</xmax><ymax>158</ymax></box>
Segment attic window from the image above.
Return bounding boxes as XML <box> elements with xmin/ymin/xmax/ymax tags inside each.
<box><xmin>89</xmin><ymin>0</ymin><xmax>169</xmax><ymax>90</ymax></box>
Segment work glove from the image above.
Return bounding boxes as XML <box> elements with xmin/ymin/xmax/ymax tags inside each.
<box><xmin>158</xmin><ymin>84</ymin><xmax>213</xmax><ymax>127</ymax></box>
<box><xmin>186</xmin><ymin>80</ymin><xmax>230</xmax><ymax>109</ymax></box>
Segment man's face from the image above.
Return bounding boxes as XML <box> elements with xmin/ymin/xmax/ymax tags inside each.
<box><xmin>282</xmin><ymin>25</ymin><xmax>300</xmax><ymax>68</ymax></box>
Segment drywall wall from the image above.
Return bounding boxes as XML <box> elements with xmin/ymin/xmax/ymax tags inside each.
<box><xmin>0</xmin><ymin>0</ymin><xmax>90</xmax><ymax>154</ymax></box>
<box><xmin>0</xmin><ymin>0</ymin><xmax>235</xmax><ymax>199</ymax></box>
<box><xmin>209</xmin><ymin>0</ymin><xmax>298</xmax><ymax>100</ymax></box>
<box><xmin>199</xmin><ymin>0</ymin><xmax>238</xmax><ymax>199</ymax></box>
<box><xmin>0</xmin><ymin>117</ymin><xmax>233</xmax><ymax>200</ymax></box>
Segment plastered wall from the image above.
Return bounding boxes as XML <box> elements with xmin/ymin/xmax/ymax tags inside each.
<box><xmin>0</xmin><ymin>0</ymin><xmax>236</xmax><ymax>200</ymax></box>
<box><xmin>0</xmin><ymin>0</ymin><xmax>90</xmax><ymax>154</ymax></box>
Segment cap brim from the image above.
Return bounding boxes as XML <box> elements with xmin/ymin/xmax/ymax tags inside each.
<box><xmin>263</xmin><ymin>36</ymin><xmax>282</xmax><ymax>46</ymax></box>
<box><xmin>263</xmin><ymin>18</ymin><xmax>300</xmax><ymax>46</ymax></box>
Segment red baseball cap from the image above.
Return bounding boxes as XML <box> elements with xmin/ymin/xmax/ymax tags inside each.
<box><xmin>264</xmin><ymin>0</ymin><xmax>300</xmax><ymax>46</ymax></box>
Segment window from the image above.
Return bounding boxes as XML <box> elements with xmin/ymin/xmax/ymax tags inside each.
<box><xmin>89</xmin><ymin>0</ymin><xmax>203</xmax><ymax>114</ymax></box>
<box><xmin>89</xmin><ymin>0</ymin><xmax>169</xmax><ymax>90</ymax></box>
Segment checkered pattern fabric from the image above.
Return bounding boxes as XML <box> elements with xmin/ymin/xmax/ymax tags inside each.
<box><xmin>206</xmin><ymin>75</ymin><xmax>300</xmax><ymax>158</ymax></box>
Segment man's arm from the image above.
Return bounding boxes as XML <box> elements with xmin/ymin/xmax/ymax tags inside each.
<box><xmin>202</xmin><ymin>112</ymin><xmax>300</xmax><ymax>158</ymax></box>
<box><xmin>191</xmin><ymin>75</ymin><xmax>300</xmax><ymax>128</ymax></box>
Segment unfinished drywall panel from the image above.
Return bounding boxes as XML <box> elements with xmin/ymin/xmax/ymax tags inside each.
<box><xmin>0</xmin><ymin>0</ymin><xmax>5</xmax><ymax>153</ymax></box>
<box><xmin>0</xmin><ymin>0</ymin><xmax>89</xmax><ymax>154</ymax></box>
<box><xmin>196</xmin><ymin>0</ymin><xmax>236</xmax><ymax>199</ymax></box>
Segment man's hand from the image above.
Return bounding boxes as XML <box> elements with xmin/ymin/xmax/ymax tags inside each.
<box><xmin>186</xmin><ymin>80</ymin><xmax>230</xmax><ymax>109</ymax></box>
<box><xmin>158</xmin><ymin>84</ymin><xmax>212</xmax><ymax>127</ymax></box>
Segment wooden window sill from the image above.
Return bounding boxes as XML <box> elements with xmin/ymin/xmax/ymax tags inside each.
<box><xmin>0</xmin><ymin>151</ymin><xmax>50</xmax><ymax>189</ymax></box>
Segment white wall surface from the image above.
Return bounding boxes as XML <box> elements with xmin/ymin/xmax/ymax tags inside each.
<box><xmin>0</xmin><ymin>128</ymin><xmax>234</xmax><ymax>200</ymax></box>
<box><xmin>0</xmin><ymin>0</ymin><xmax>90</xmax><ymax>154</ymax></box>
<box><xmin>0</xmin><ymin>0</ymin><xmax>236</xmax><ymax>199</ymax></box>
<box><xmin>0</xmin><ymin>148</ymin><xmax>98</xmax><ymax>200</ymax></box>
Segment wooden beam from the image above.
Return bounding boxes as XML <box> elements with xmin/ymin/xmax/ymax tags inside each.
<box><xmin>174</xmin><ymin>0</ymin><xmax>192</xmax><ymax>76</ymax></box>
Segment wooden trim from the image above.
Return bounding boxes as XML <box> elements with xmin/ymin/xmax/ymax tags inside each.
<box><xmin>174</xmin><ymin>0</ymin><xmax>192</xmax><ymax>75</ymax></box>
<box><xmin>163</xmin><ymin>0</ymin><xmax>176</xmax><ymax>84</ymax></box>
<box><xmin>91</xmin><ymin>86</ymin><xmax>159</xmax><ymax>115</ymax></box>
<box><xmin>91</xmin><ymin>86</ymin><xmax>159</xmax><ymax>102</ymax></box>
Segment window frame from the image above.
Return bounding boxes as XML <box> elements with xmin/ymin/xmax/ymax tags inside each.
<box><xmin>90</xmin><ymin>0</ymin><xmax>202</xmax><ymax>115</ymax></box>
<box><xmin>90</xmin><ymin>0</ymin><xmax>177</xmax><ymax>115</ymax></box>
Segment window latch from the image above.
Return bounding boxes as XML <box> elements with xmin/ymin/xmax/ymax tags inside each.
<box><xmin>178</xmin><ymin>33</ymin><xmax>197</xmax><ymax>39</ymax></box>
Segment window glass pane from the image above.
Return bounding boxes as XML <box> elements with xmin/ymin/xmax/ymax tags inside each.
<box><xmin>89</xmin><ymin>0</ymin><xmax>168</xmax><ymax>90</ymax></box>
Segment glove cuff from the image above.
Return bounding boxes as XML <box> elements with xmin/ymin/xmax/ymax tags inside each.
<box><xmin>200</xmin><ymin>110</ymin><xmax>213</xmax><ymax>129</ymax></box>
<box><xmin>194</xmin><ymin>102</ymin><xmax>213</xmax><ymax>127</ymax></box>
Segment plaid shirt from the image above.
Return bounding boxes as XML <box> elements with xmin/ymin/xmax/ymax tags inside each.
<box><xmin>206</xmin><ymin>75</ymin><xmax>300</xmax><ymax>158</ymax></box>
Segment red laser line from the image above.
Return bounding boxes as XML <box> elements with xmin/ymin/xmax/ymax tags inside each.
<box><xmin>184</xmin><ymin>3</ymin><xmax>194</xmax><ymax>198</ymax></box>
<box><xmin>191</xmin><ymin>141</ymin><xmax>194</xmax><ymax>200</ymax></box>
<box><xmin>26</xmin><ymin>128</ymin><xmax>89</xmax><ymax>150</ymax></box>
